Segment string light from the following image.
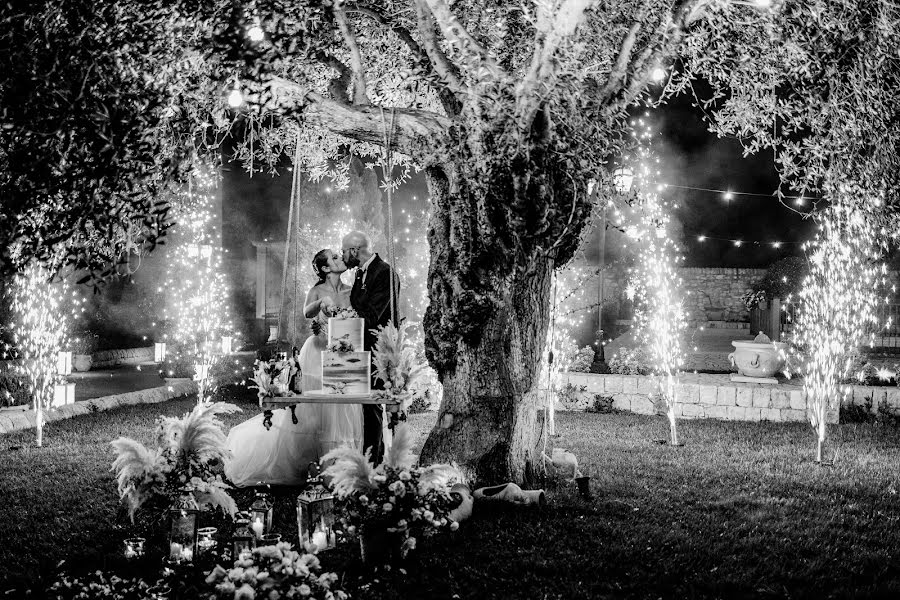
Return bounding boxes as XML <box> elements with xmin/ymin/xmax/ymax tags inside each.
<box><xmin>227</xmin><ymin>86</ymin><xmax>244</xmax><ymax>108</ymax></box>
<box><xmin>651</xmin><ymin>66</ymin><xmax>667</xmax><ymax>82</ymax></box>
<box><xmin>247</xmin><ymin>18</ymin><xmax>264</xmax><ymax>42</ymax></box>
<box><xmin>723</xmin><ymin>191</ymin><xmax>734</xmax><ymax>201</ymax></box>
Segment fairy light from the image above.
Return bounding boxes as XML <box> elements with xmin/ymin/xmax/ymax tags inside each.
<box><xmin>788</xmin><ymin>197</ymin><xmax>885</xmax><ymax>462</ymax></box>
<box><xmin>651</xmin><ymin>66</ymin><xmax>667</xmax><ymax>82</ymax></box>
<box><xmin>227</xmin><ymin>86</ymin><xmax>244</xmax><ymax>108</ymax></box>
<box><xmin>625</xmin><ymin>118</ymin><xmax>687</xmax><ymax>446</ymax></box>
<box><xmin>7</xmin><ymin>263</ymin><xmax>84</xmax><ymax>447</ymax></box>
<box><xmin>161</xmin><ymin>161</ymin><xmax>240</xmax><ymax>402</ymax></box>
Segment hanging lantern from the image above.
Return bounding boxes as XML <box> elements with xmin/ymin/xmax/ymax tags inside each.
<box><xmin>249</xmin><ymin>491</ymin><xmax>274</xmax><ymax>539</ymax></box>
<box><xmin>613</xmin><ymin>167</ymin><xmax>634</xmax><ymax>193</ymax></box>
<box><xmin>56</xmin><ymin>351</ymin><xmax>72</xmax><ymax>376</ymax></box>
<box><xmin>168</xmin><ymin>487</ymin><xmax>199</xmax><ymax>564</ymax></box>
<box><xmin>154</xmin><ymin>342</ymin><xmax>167</xmax><ymax>363</ymax></box>
<box><xmin>52</xmin><ymin>382</ymin><xmax>75</xmax><ymax>408</ymax></box>
<box><xmin>296</xmin><ymin>463</ymin><xmax>336</xmax><ymax>551</ymax></box>
<box><xmin>230</xmin><ymin>512</ymin><xmax>255</xmax><ymax>558</ymax></box>
<box><xmin>221</xmin><ymin>336</ymin><xmax>233</xmax><ymax>355</ymax></box>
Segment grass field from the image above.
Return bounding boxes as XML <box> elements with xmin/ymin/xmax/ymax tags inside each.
<box><xmin>2</xmin><ymin>390</ymin><xmax>900</xmax><ymax>598</ymax></box>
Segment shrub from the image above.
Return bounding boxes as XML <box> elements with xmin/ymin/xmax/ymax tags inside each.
<box><xmin>556</xmin><ymin>383</ymin><xmax>587</xmax><ymax>409</ymax></box>
<box><xmin>756</xmin><ymin>256</ymin><xmax>808</xmax><ymax>300</ymax></box>
<box><xmin>568</xmin><ymin>346</ymin><xmax>595</xmax><ymax>372</ymax></box>
<box><xmin>608</xmin><ymin>347</ymin><xmax>652</xmax><ymax>375</ymax></box>
<box><xmin>70</xmin><ymin>331</ymin><xmax>100</xmax><ymax>355</ymax></box>
<box><xmin>0</xmin><ymin>370</ymin><xmax>30</xmax><ymax>408</ymax></box>
<box><xmin>586</xmin><ymin>395</ymin><xmax>617</xmax><ymax>414</ymax></box>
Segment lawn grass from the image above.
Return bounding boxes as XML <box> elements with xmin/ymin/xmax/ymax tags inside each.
<box><xmin>3</xmin><ymin>392</ymin><xmax>900</xmax><ymax>598</ymax></box>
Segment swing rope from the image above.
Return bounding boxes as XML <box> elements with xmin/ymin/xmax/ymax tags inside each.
<box><xmin>277</xmin><ymin>131</ymin><xmax>303</xmax><ymax>343</ymax></box>
<box><xmin>379</xmin><ymin>107</ymin><xmax>398</xmax><ymax>324</ymax></box>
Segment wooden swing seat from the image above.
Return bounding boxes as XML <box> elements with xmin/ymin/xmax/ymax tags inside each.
<box><xmin>260</xmin><ymin>390</ymin><xmax>399</xmax><ymax>409</ymax></box>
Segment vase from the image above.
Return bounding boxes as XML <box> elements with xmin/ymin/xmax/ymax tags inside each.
<box><xmin>72</xmin><ymin>354</ymin><xmax>92</xmax><ymax>372</ymax></box>
<box><xmin>359</xmin><ymin>527</ymin><xmax>405</xmax><ymax>566</ymax></box>
<box><xmin>728</xmin><ymin>341</ymin><xmax>787</xmax><ymax>378</ymax></box>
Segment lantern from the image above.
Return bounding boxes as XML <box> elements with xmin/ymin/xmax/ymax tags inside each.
<box><xmin>194</xmin><ymin>363</ymin><xmax>210</xmax><ymax>382</ymax></box>
<box><xmin>56</xmin><ymin>351</ymin><xmax>72</xmax><ymax>376</ymax></box>
<box><xmin>249</xmin><ymin>491</ymin><xmax>274</xmax><ymax>538</ymax></box>
<box><xmin>297</xmin><ymin>463</ymin><xmax>336</xmax><ymax>551</ymax></box>
<box><xmin>230</xmin><ymin>512</ymin><xmax>255</xmax><ymax>558</ymax></box>
<box><xmin>221</xmin><ymin>336</ymin><xmax>233</xmax><ymax>354</ymax></box>
<box><xmin>168</xmin><ymin>487</ymin><xmax>199</xmax><ymax>564</ymax></box>
<box><xmin>197</xmin><ymin>527</ymin><xmax>217</xmax><ymax>558</ymax></box>
<box><xmin>154</xmin><ymin>342</ymin><xmax>167</xmax><ymax>363</ymax></box>
<box><xmin>613</xmin><ymin>167</ymin><xmax>634</xmax><ymax>193</ymax></box>
<box><xmin>123</xmin><ymin>537</ymin><xmax>145</xmax><ymax>559</ymax></box>
<box><xmin>52</xmin><ymin>382</ymin><xmax>75</xmax><ymax>408</ymax></box>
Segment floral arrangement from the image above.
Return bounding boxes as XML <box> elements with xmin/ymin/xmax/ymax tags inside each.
<box><xmin>608</xmin><ymin>347</ymin><xmax>652</xmax><ymax>375</ymax></box>
<box><xmin>48</xmin><ymin>571</ymin><xmax>155</xmax><ymax>600</ymax></box>
<box><xmin>331</xmin><ymin>306</ymin><xmax>359</xmax><ymax>319</ymax></box>
<box><xmin>740</xmin><ymin>289</ymin><xmax>767</xmax><ymax>311</ymax></box>
<box><xmin>371</xmin><ymin>322</ymin><xmax>427</xmax><ymax>427</ymax></box>
<box><xmin>322</xmin><ymin>423</ymin><xmax>462</xmax><ymax>560</ymax></box>
<box><xmin>110</xmin><ymin>402</ymin><xmax>241</xmax><ymax>522</ymax></box>
<box><xmin>204</xmin><ymin>542</ymin><xmax>348</xmax><ymax>600</ymax></box>
<box><xmin>249</xmin><ymin>355</ymin><xmax>300</xmax><ymax>400</ymax></box>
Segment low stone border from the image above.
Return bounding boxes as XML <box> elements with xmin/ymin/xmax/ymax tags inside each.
<box><xmin>91</xmin><ymin>346</ymin><xmax>154</xmax><ymax>369</ymax></box>
<box><xmin>0</xmin><ymin>380</ymin><xmax>197</xmax><ymax>436</ymax></box>
<box><xmin>558</xmin><ymin>372</ymin><xmax>900</xmax><ymax>424</ymax></box>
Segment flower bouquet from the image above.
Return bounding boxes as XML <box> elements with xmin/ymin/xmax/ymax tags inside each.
<box><xmin>371</xmin><ymin>322</ymin><xmax>428</xmax><ymax>428</ymax></box>
<box><xmin>249</xmin><ymin>355</ymin><xmax>300</xmax><ymax>401</ymax></box>
<box><xmin>110</xmin><ymin>402</ymin><xmax>241</xmax><ymax>528</ymax></box>
<box><xmin>204</xmin><ymin>542</ymin><xmax>347</xmax><ymax>600</ymax></box>
<box><xmin>322</xmin><ymin>423</ymin><xmax>462</xmax><ymax>564</ymax></box>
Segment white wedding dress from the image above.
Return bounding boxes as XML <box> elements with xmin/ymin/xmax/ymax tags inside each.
<box><xmin>225</xmin><ymin>295</ymin><xmax>364</xmax><ymax>487</ymax></box>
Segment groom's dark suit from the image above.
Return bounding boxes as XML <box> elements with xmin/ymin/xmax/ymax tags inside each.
<box><xmin>349</xmin><ymin>253</ymin><xmax>400</xmax><ymax>464</ymax></box>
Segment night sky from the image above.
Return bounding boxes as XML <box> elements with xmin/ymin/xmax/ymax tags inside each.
<box><xmin>222</xmin><ymin>94</ymin><xmax>814</xmax><ymax>270</ymax></box>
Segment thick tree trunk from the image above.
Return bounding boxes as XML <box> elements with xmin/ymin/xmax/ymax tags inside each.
<box><xmin>419</xmin><ymin>166</ymin><xmax>556</xmax><ymax>485</ymax></box>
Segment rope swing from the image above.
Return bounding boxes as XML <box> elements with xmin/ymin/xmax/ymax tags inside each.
<box><xmin>380</xmin><ymin>106</ymin><xmax>399</xmax><ymax>325</ymax></box>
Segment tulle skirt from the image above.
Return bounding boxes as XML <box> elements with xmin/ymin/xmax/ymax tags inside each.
<box><xmin>224</xmin><ymin>334</ymin><xmax>364</xmax><ymax>487</ymax></box>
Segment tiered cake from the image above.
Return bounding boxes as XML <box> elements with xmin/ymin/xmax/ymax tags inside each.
<box><xmin>321</xmin><ymin>318</ymin><xmax>371</xmax><ymax>395</ymax></box>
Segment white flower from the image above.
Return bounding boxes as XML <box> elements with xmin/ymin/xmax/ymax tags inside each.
<box><xmin>235</xmin><ymin>583</ymin><xmax>256</xmax><ymax>600</ymax></box>
<box><xmin>398</xmin><ymin>470</ymin><xmax>411</xmax><ymax>481</ymax></box>
<box><xmin>359</xmin><ymin>495</ymin><xmax>369</xmax><ymax>505</ymax></box>
<box><xmin>383</xmin><ymin>502</ymin><xmax>393</xmax><ymax>512</ymax></box>
<box><xmin>298</xmin><ymin>583</ymin><xmax>312</xmax><ymax>596</ymax></box>
<box><xmin>422</xmin><ymin>510</ymin><xmax>434</xmax><ymax>521</ymax></box>
<box><xmin>389</xmin><ymin>481</ymin><xmax>406</xmax><ymax>497</ymax></box>
<box><xmin>450</xmin><ymin>520</ymin><xmax>460</xmax><ymax>531</ymax></box>
<box><xmin>268</xmin><ymin>591</ymin><xmax>281</xmax><ymax>600</ymax></box>
<box><xmin>216</xmin><ymin>581</ymin><xmax>236</xmax><ymax>595</ymax></box>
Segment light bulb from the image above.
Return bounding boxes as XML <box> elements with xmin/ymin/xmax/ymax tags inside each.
<box><xmin>227</xmin><ymin>88</ymin><xmax>244</xmax><ymax>108</ymax></box>
<box><xmin>248</xmin><ymin>24</ymin><xmax>264</xmax><ymax>42</ymax></box>
<box><xmin>723</xmin><ymin>191</ymin><xmax>734</xmax><ymax>201</ymax></box>
<box><xmin>697</xmin><ymin>235</ymin><xmax>706</xmax><ymax>242</ymax></box>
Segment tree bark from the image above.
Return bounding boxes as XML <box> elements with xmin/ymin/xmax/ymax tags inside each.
<box><xmin>419</xmin><ymin>165</ymin><xmax>557</xmax><ymax>485</ymax></box>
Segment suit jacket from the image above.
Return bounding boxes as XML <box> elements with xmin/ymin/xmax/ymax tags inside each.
<box><xmin>350</xmin><ymin>254</ymin><xmax>401</xmax><ymax>351</ymax></box>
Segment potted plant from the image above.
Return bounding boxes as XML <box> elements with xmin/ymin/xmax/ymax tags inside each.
<box><xmin>321</xmin><ymin>423</ymin><xmax>463</xmax><ymax>566</ymax></box>
<box><xmin>70</xmin><ymin>332</ymin><xmax>99</xmax><ymax>372</ymax></box>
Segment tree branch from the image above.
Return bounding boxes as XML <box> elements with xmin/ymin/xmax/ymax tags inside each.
<box><xmin>412</xmin><ymin>0</ymin><xmax>466</xmax><ymax>94</ymax></box>
<box><xmin>421</xmin><ymin>0</ymin><xmax>504</xmax><ymax>81</ymax></box>
<box><xmin>596</xmin><ymin>19</ymin><xmax>644</xmax><ymax>105</ymax></box>
<box><xmin>333</xmin><ymin>6</ymin><xmax>369</xmax><ymax>105</ymax></box>
<box><xmin>516</xmin><ymin>0</ymin><xmax>597</xmax><ymax>128</ymax></box>
<box><xmin>348</xmin><ymin>2</ymin><xmax>463</xmax><ymax>114</ymax></box>
<box><xmin>267</xmin><ymin>77</ymin><xmax>451</xmax><ymax>158</ymax></box>
<box><xmin>314</xmin><ymin>50</ymin><xmax>353</xmax><ymax>104</ymax></box>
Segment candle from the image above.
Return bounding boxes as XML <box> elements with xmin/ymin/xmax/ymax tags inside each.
<box><xmin>180</xmin><ymin>547</ymin><xmax>193</xmax><ymax>562</ymax></box>
<box><xmin>251</xmin><ymin>518</ymin><xmax>264</xmax><ymax>539</ymax></box>
<box><xmin>311</xmin><ymin>530</ymin><xmax>328</xmax><ymax>549</ymax></box>
<box><xmin>124</xmin><ymin>544</ymin><xmax>136</xmax><ymax>559</ymax></box>
<box><xmin>169</xmin><ymin>542</ymin><xmax>182</xmax><ymax>560</ymax></box>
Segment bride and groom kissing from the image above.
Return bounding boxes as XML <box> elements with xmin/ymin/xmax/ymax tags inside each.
<box><xmin>225</xmin><ymin>231</ymin><xmax>400</xmax><ymax>488</ymax></box>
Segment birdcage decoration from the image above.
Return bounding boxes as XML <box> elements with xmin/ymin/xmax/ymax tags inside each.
<box><xmin>249</xmin><ymin>491</ymin><xmax>274</xmax><ymax>538</ymax></box>
<box><xmin>296</xmin><ymin>463</ymin><xmax>336</xmax><ymax>551</ymax></box>
<box><xmin>168</xmin><ymin>487</ymin><xmax>199</xmax><ymax>564</ymax></box>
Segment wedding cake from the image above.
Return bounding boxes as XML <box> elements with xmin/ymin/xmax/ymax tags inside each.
<box><xmin>321</xmin><ymin>318</ymin><xmax>370</xmax><ymax>395</ymax></box>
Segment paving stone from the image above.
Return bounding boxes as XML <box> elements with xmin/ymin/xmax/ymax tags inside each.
<box><xmin>717</xmin><ymin>387</ymin><xmax>736</xmax><ymax>406</ymax></box>
<box><xmin>631</xmin><ymin>396</ymin><xmax>655</xmax><ymax>415</ymax></box>
<box><xmin>677</xmin><ymin>383</ymin><xmax>700</xmax><ymax>404</ymax></box>
<box><xmin>781</xmin><ymin>408</ymin><xmax>807</xmax><ymax>422</ymax></box>
<box><xmin>698</xmin><ymin>385</ymin><xmax>717</xmax><ymax>405</ymax></box>
<box><xmin>789</xmin><ymin>390</ymin><xmax>806</xmax><ymax>410</ymax></box>
<box><xmin>759</xmin><ymin>408</ymin><xmax>781</xmax><ymax>422</ymax></box>
<box><xmin>682</xmin><ymin>403</ymin><xmax>704</xmax><ymax>418</ymax></box>
<box><xmin>752</xmin><ymin>388</ymin><xmax>772</xmax><ymax>408</ymax></box>
<box><xmin>771</xmin><ymin>389</ymin><xmax>791</xmax><ymax>409</ymax></box>
<box><xmin>705</xmin><ymin>405</ymin><xmax>727</xmax><ymax>420</ymax></box>
<box><xmin>612</xmin><ymin>396</ymin><xmax>632</xmax><ymax>412</ymax></box>
<box><xmin>637</xmin><ymin>377</ymin><xmax>657</xmax><ymax>395</ymax></box>
<box><xmin>621</xmin><ymin>377</ymin><xmax>638</xmax><ymax>393</ymax></box>
<box><xmin>605</xmin><ymin>376</ymin><xmax>623</xmax><ymax>393</ymax></box>
<box><xmin>726</xmin><ymin>406</ymin><xmax>746</xmax><ymax>420</ymax></box>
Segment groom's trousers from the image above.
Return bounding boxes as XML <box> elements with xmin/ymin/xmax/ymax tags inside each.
<box><xmin>362</xmin><ymin>403</ymin><xmax>384</xmax><ymax>465</ymax></box>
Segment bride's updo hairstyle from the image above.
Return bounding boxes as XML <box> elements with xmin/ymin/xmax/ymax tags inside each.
<box><xmin>312</xmin><ymin>249</ymin><xmax>332</xmax><ymax>284</ymax></box>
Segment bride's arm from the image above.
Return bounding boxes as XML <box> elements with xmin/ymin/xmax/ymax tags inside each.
<box><xmin>303</xmin><ymin>289</ymin><xmax>323</xmax><ymax>318</ymax></box>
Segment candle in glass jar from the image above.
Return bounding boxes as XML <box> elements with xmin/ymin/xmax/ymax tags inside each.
<box><xmin>311</xmin><ymin>530</ymin><xmax>328</xmax><ymax>549</ymax></box>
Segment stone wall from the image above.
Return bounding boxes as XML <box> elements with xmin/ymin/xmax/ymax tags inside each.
<box><xmin>554</xmin><ymin>372</ymin><xmax>900</xmax><ymax>423</ymax></box>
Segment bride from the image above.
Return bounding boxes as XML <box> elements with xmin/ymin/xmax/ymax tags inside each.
<box><xmin>225</xmin><ymin>249</ymin><xmax>364</xmax><ymax>487</ymax></box>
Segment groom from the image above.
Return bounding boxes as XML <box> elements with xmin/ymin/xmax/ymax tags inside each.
<box><xmin>341</xmin><ymin>231</ymin><xmax>400</xmax><ymax>465</ymax></box>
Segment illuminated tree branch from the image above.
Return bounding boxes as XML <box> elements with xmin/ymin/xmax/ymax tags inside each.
<box><xmin>333</xmin><ymin>6</ymin><xmax>370</xmax><ymax>105</ymax></box>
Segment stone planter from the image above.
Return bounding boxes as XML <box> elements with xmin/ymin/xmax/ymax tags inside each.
<box><xmin>72</xmin><ymin>354</ymin><xmax>92</xmax><ymax>372</ymax></box>
<box><xmin>728</xmin><ymin>341</ymin><xmax>787</xmax><ymax>378</ymax></box>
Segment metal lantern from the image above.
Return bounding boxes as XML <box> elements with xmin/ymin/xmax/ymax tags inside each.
<box><xmin>154</xmin><ymin>342</ymin><xmax>167</xmax><ymax>363</ymax></box>
<box><xmin>297</xmin><ymin>463</ymin><xmax>336</xmax><ymax>551</ymax></box>
<box><xmin>56</xmin><ymin>351</ymin><xmax>72</xmax><ymax>376</ymax></box>
<box><xmin>230</xmin><ymin>512</ymin><xmax>255</xmax><ymax>558</ymax></box>
<box><xmin>249</xmin><ymin>491</ymin><xmax>274</xmax><ymax>538</ymax></box>
<box><xmin>168</xmin><ymin>487</ymin><xmax>199</xmax><ymax>564</ymax></box>
<box><xmin>613</xmin><ymin>167</ymin><xmax>634</xmax><ymax>193</ymax></box>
